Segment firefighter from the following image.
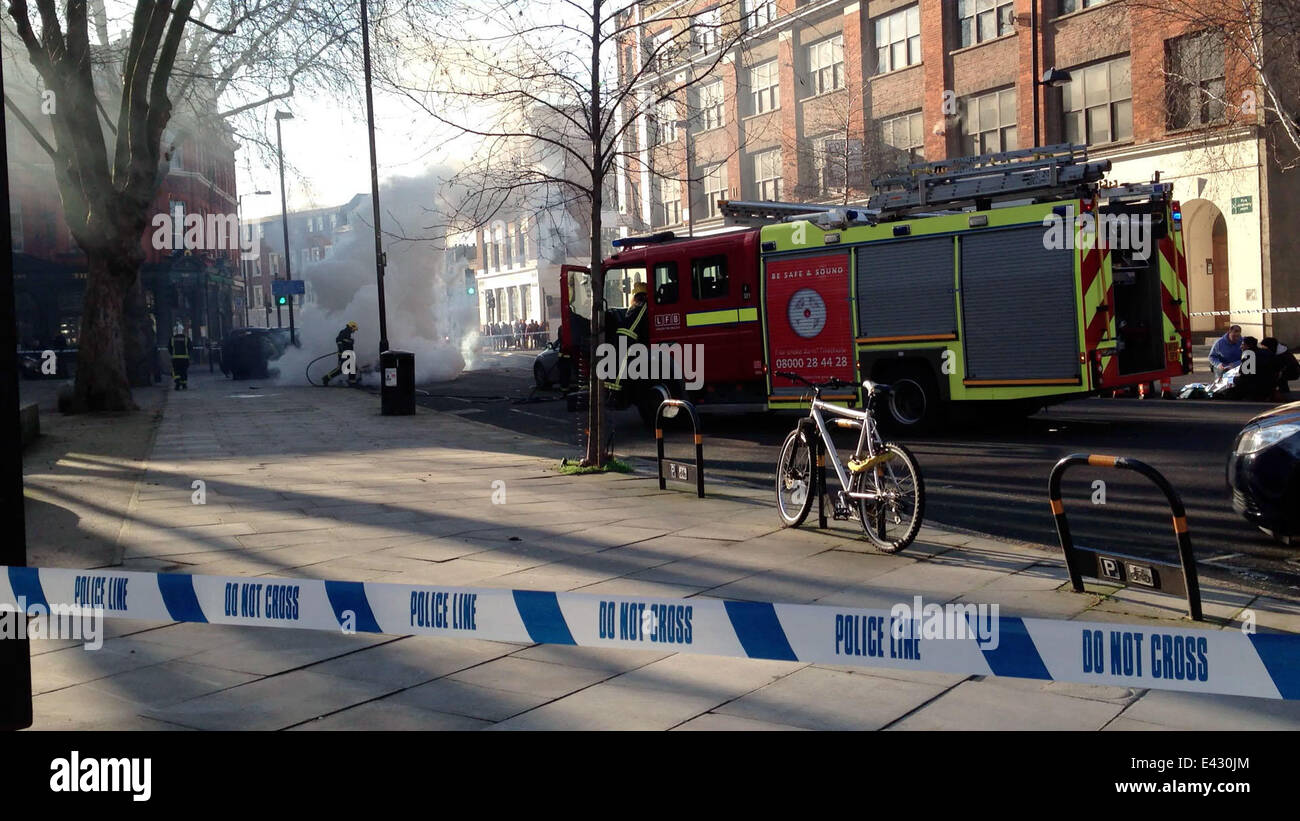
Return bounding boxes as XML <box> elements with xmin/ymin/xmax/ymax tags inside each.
<box><xmin>603</xmin><ymin>282</ymin><xmax>649</xmax><ymax>394</ymax></box>
<box><xmin>322</xmin><ymin>321</ymin><xmax>359</xmax><ymax>386</ymax></box>
<box><xmin>169</xmin><ymin>323</ymin><xmax>190</xmax><ymax>391</ymax></box>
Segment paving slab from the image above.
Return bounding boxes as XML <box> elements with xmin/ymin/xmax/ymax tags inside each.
<box><xmin>290</xmin><ymin>701</ymin><xmax>491</xmax><ymax>731</ymax></box>
<box><xmin>486</xmin><ymin>682</ymin><xmax>722</xmax><ymax>730</ymax></box>
<box><xmin>447</xmin><ymin>656</ymin><xmax>615</xmax><ymax>699</ymax></box>
<box><xmin>142</xmin><ymin>670</ymin><xmax>397</xmax><ymax>730</ymax></box>
<box><xmin>715</xmin><ymin>666</ymin><xmax>951</xmax><ymax>731</ymax></box>
<box><xmin>887</xmin><ymin>678</ymin><xmax>1127</xmax><ymax>731</ymax></box>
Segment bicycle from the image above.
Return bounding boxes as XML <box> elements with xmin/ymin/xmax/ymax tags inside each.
<box><xmin>774</xmin><ymin>372</ymin><xmax>925</xmax><ymax>553</ymax></box>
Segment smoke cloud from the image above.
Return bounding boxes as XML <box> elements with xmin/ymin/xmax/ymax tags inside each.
<box><xmin>272</xmin><ymin>169</ymin><xmax>474</xmax><ymax>386</ymax></box>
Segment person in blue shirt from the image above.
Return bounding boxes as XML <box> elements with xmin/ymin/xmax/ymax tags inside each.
<box><xmin>1209</xmin><ymin>324</ymin><xmax>1243</xmax><ymax>377</ymax></box>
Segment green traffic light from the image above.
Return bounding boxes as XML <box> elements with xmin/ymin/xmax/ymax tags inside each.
<box><xmin>467</xmin><ymin>287</ymin><xmax>476</xmax><ymax>295</ymax></box>
<box><xmin>277</xmin><ymin>295</ymin><xmax>287</xmax><ymax>305</ymax></box>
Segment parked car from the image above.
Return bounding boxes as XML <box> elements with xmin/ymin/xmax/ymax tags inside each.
<box><xmin>220</xmin><ymin>328</ymin><xmax>294</xmax><ymax>380</ymax></box>
<box><xmin>1227</xmin><ymin>400</ymin><xmax>1300</xmax><ymax>544</ymax></box>
<box><xmin>533</xmin><ymin>339</ymin><xmax>569</xmax><ymax>389</ymax></box>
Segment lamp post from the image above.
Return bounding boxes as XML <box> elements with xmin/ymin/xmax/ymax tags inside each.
<box><xmin>275</xmin><ymin>110</ymin><xmax>296</xmax><ymax>344</ymax></box>
<box><xmin>361</xmin><ymin>0</ymin><xmax>390</xmax><ymax>354</ymax></box>
<box><xmin>238</xmin><ymin>190</ymin><xmax>271</xmax><ymax>328</ymax></box>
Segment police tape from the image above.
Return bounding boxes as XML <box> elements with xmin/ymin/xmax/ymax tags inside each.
<box><xmin>4</xmin><ymin>565</ymin><xmax>1298</xmax><ymax>699</ymax></box>
<box><xmin>1189</xmin><ymin>307</ymin><xmax>1300</xmax><ymax>316</ymax></box>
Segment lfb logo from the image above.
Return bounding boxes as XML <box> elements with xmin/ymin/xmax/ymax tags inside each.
<box><xmin>655</xmin><ymin>313</ymin><xmax>681</xmax><ymax>330</ymax></box>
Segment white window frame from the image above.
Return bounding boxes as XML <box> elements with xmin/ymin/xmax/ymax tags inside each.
<box><xmin>753</xmin><ymin>149</ymin><xmax>783</xmax><ymax>200</ymax></box>
<box><xmin>703</xmin><ymin>163</ymin><xmax>728</xmax><ymax>218</ymax></box>
<box><xmin>1061</xmin><ymin>56</ymin><xmax>1132</xmax><ymax>146</ymax></box>
<box><xmin>750</xmin><ymin>60</ymin><xmax>780</xmax><ymax>114</ymax></box>
<box><xmin>694</xmin><ymin>7</ymin><xmax>720</xmax><ymax>53</ymax></box>
<box><xmin>658</xmin><ymin>177</ymin><xmax>682</xmax><ymax>226</ymax></box>
<box><xmin>1060</xmin><ymin>0</ymin><xmax>1109</xmax><ymax>14</ymax></box>
<box><xmin>655</xmin><ymin>100</ymin><xmax>679</xmax><ymax>145</ymax></box>
<box><xmin>874</xmin><ymin>6</ymin><xmax>920</xmax><ymax>74</ymax></box>
<box><xmin>744</xmin><ymin>0</ymin><xmax>776</xmax><ymax>29</ymax></box>
<box><xmin>880</xmin><ymin>110</ymin><xmax>925</xmax><ymax>164</ymax></box>
<box><xmin>808</xmin><ymin>35</ymin><xmax>845</xmax><ymax>95</ymax></box>
<box><xmin>698</xmin><ymin>80</ymin><xmax>725</xmax><ymax>131</ymax></box>
<box><xmin>957</xmin><ymin>0</ymin><xmax>1015</xmax><ymax>48</ymax></box>
<box><xmin>647</xmin><ymin>27</ymin><xmax>673</xmax><ymax>72</ymax></box>
<box><xmin>1165</xmin><ymin>31</ymin><xmax>1225</xmax><ymax>130</ymax></box>
<box><xmin>962</xmin><ymin>88</ymin><xmax>1018</xmax><ymax>154</ymax></box>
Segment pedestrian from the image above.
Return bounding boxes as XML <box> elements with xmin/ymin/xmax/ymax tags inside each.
<box><xmin>322</xmin><ymin>320</ymin><xmax>359</xmax><ymax>386</ymax></box>
<box><xmin>1261</xmin><ymin>337</ymin><xmax>1300</xmax><ymax>394</ymax></box>
<box><xmin>1209</xmin><ymin>324</ymin><xmax>1243</xmax><ymax>378</ymax></box>
<box><xmin>169</xmin><ymin>323</ymin><xmax>190</xmax><ymax>391</ymax></box>
<box><xmin>1228</xmin><ymin>337</ymin><xmax>1278</xmax><ymax>401</ymax></box>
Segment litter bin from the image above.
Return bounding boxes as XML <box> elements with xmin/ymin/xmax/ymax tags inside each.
<box><xmin>380</xmin><ymin>349</ymin><xmax>415</xmax><ymax>415</ymax></box>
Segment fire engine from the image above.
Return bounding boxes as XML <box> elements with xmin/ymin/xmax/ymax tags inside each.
<box><xmin>558</xmin><ymin>144</ymin><xmax>1192</xmax><ymax>431</ymax></box>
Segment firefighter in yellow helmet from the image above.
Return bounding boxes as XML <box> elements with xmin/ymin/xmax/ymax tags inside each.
<box><xmin>603</xmin><ymin>281</ymin><xmax>649</xmax><ymax>393</ymax></box>
<box><xmin>322</xmin><ymin>320</ymin><xmax>359</xmax><ymax>386</ymax></box>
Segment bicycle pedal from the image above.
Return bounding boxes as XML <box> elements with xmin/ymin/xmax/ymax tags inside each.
<box><xmin>848</xmin><ymin>452</ymin><xmax>895</xmax><ymax>473</ymax></box>
<box><xmin>832</xmin><ymin>506</ymin><xmax>852</xmax><ymax>520</ymax></box>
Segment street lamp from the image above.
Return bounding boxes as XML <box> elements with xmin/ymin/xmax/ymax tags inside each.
<box><xmin>361</xmin><ymin>0</ymin><xmax>390</xmax><ymax>354</ymax></box>
<box><xmin>274</xmin><ymin>110</ymin><xmax>296</xmax><ymax>345</ymax></box>
<box><xmin>238</xmin><ymin>189</ymin><xmax>271</xmax><ymax>327</ymax></box>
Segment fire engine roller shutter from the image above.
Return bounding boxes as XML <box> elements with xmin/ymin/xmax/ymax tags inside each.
<box><xmin>959</xmin><ymin>227</ymin><xmax>1079</xmax><ymax>381</ymax></box>
<box><xmin>855</xmin><ymin>238</ymin><xmax>955</xmax><ymax>337</ymax></box>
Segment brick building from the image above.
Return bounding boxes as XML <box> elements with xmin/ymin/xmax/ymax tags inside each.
<box><xmin>615</xmin><ymin>0</ymin><xmax>1300</xmax><ymax>341</ymax></box>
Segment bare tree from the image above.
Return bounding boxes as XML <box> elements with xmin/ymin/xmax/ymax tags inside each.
<box><xmin>396</xmin><ymin>0</ymin><xmax>752</xmax><ymax>466</ymax></box>
<box><xmin>3</xmin><ymin>0</ymin><xmax>371</xmax><ymax>411</ymax></box>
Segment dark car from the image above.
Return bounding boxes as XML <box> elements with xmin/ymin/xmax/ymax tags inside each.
<box><xmin>1227</xmin><ymin>400</ymin><xmax>1300</xmax><ymax>544</ymax></box>
<box><xmin>533</xmin><ymin>338</ymin><xmax>569</xmax><ymax>389</ymax></box>
<box><xmin>220</xmin><ymin>328</ymin><xmax>294</xmax><ymax>380</ymax></box>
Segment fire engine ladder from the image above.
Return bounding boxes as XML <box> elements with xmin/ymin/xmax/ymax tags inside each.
<box><xmin>718</xmin><ymin>199</ymin><xmax>877</xmax><ymax>229</ymax></box>
<box><xmin>867</xmin><ymin>143</ymin><xmax>1112</xmax><ymax>215</ymax></box>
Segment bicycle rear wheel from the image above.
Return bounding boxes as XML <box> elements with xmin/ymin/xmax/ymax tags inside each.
<box><xmin>775</xmin><ymin>428</ymin><xmax>815</xmax><ymax>528</ymax></box>
<box><xmin>852</xmin><ymin>442</ymin><xmax>924</xmax><ymax>553</ymax></box>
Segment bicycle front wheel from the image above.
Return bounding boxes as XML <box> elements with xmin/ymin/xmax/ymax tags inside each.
<box><xmin>775</xmin><ymin>428</ymin><xmax>815</xmax><ymax>528</ymax></box>
<box><xmin>852</xmin><ymin>442</ymin><xmax>924</xmax><ymax>553</ymax></box>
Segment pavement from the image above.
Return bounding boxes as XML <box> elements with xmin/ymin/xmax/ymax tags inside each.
<box><xmin>18</xmin><ymin>369</ymin><xmax>1300</xmax><ymax>730</ymax></box>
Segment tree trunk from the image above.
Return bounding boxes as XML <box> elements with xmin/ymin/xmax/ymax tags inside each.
<box><xmin>123</xmin><ymin>276</ymin><xmax>154</xmax><ymax>387</ymax></box>
<box><xmin>583</xmin><ymin>200</ymin><xmax>606</xmax><ymax>467</ymax></box>
<box><xmin>71</xmin><ymin>253</ymin><xmax>138</xmax><ymax>412</ymax></box>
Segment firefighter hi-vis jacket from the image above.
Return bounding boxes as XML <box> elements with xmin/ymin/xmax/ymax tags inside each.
<box><xmin>170</xmin><ymin>334</ymin><xmax>189</xmax><ymax>359</ymax></box>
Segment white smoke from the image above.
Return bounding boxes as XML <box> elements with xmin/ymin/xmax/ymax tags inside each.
<box><xmin>272</xmin><ymin>170</ymin><xmax>472</xmax><ymax>385</ymax></box>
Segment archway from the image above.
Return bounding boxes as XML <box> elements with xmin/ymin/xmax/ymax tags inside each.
<box><xmin>1179</xmin><ymin>198</ymin><xmax>1230</xmax><ymax>335</ymax></box>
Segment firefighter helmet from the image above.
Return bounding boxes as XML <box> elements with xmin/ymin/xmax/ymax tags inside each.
<box><xmin>347</xmin><ymin>321</ymin><xmax>358</xmax><ymax>331</ymax></box>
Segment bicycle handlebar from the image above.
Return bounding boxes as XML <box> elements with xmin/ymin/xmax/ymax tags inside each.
<box><xmin>775</xmin><ymin>371</ymin><xmax>851</xmax><ymax>389</ymax></box>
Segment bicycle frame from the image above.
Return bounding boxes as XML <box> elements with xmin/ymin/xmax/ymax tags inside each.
<box><xmin>805</xmin><ymin>391</ymin><xmax>883</xmax><ymax>500</ymax></box>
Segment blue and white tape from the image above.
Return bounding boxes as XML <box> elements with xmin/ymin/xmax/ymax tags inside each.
<box><xmin>4</xmin><ymin>566</ymin><xmax>1298</xmax><ymax>699</ymax></box>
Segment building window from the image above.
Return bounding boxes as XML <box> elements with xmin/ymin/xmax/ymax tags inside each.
<box><xmin>957</xmin><ymin>0</ymin><xmax>1015</xmax><ymax>48</ymax></box>
<box><xmin>808</xmin><ymin>35</ymin><xmax>845</xmax><ymax>95</ymax></box>
<box><xmin>694</xmin><ymin>7</ymin><xmax>720</xmax><ymax>52</ymax></box>
<box><xmin>815</xmin><ymin>138</ymin><xmax>864</xmax><ymax>194</ymax></box>
<box><xmin>168</xmin><ymin>200</ymin><xmax>185</xmax><ymax>250</ymax></box>
<box><xmin>1166</xmin><ymin>31</ymin><xmax>1225</xmax><ymax>130</ymax></box>
<box><xmin>517</xmin><ymin>221</ymin><xmax>527</xmax><ymax>259</ymax></box>
<box><xmin>875</xmin><ymin>6</ymin><xmax>920</xmax><ymax>73</ymax></box>
<box><xmin>658</xmin><ymin>177</ymin><xmax>682</xmax><ymax>226</ymax></box>
<box><xmin>654</xmin><ymin>100</ymin><xmax>679</xmax><ymax>145</ymax></box>
<box><xmin>753</xmin><ymin>149</ymin><xmax>783</xmax><ymax>200</ymax></box>
<box><xmin>1062</xmin><ymin>57</ymin><xmax>1132</xmax><ymax>145</ymax></box>
<box><xmin>703</xmin><ymin>163</ymin><xmax>728</xmax><ymax>218</ymax></box>
<box><xmin>698</xmin><ymin>80</ymin><xmax>725</xmax><ymax>131</ymax></box>
<box><xmin>962</xmin><ymin>88</ymin><xmax>1018</xmax><ymax>154</ymax></box>
<box><xmin>744</xmin><ymin>0</ymin><xmax>776</xmax><ymax>29</ymax></box>
<box><xmin>750</xmin><ymin>60</ymin><xmax>780</xmax><ymax>114</ymax></box>
<box><xmin>647</xmin><ymin>27</ymin><xmax>673</xmax><ymax>71</ymax></box>
<box><xmin>1060</xmin><ymin>0</ymin><xmax>1108</xmax><ymax>14</ymax></box>
<box><xmin>269</xmin><ymin>253</ymin><xmax>280</xmax><ymax>276</ymax></box>
<box><xmin>881</xmin><ymin>110</ymin><xmax>925</xmax><ymax>164</ymax></box>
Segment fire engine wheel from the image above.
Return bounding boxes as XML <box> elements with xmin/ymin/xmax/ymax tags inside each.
<box><xmin>775</xmin><ymin>428</ymin><xmax>815</xmax><ymax>528</ymax></box>
<box><xmin>885</xmin><ymin>369</ymin><xmax>938</xmax><ymax>433</ymax></box>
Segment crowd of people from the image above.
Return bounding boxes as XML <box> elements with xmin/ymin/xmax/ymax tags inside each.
<box><xmin>482</xmin><ymin>319</ymin><xmax>550</xmax><ymax>351</ymax></box>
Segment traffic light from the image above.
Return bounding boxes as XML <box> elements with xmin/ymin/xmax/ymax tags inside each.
<box><xmin>464</xmin><ymin>269</ymin><xmax>476</xmax><ymax>296</ymax></box>
<box><xmin>277</xmin><ymin>295</ymin><xmax>288</xmax><ymax>306</ymax></box>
